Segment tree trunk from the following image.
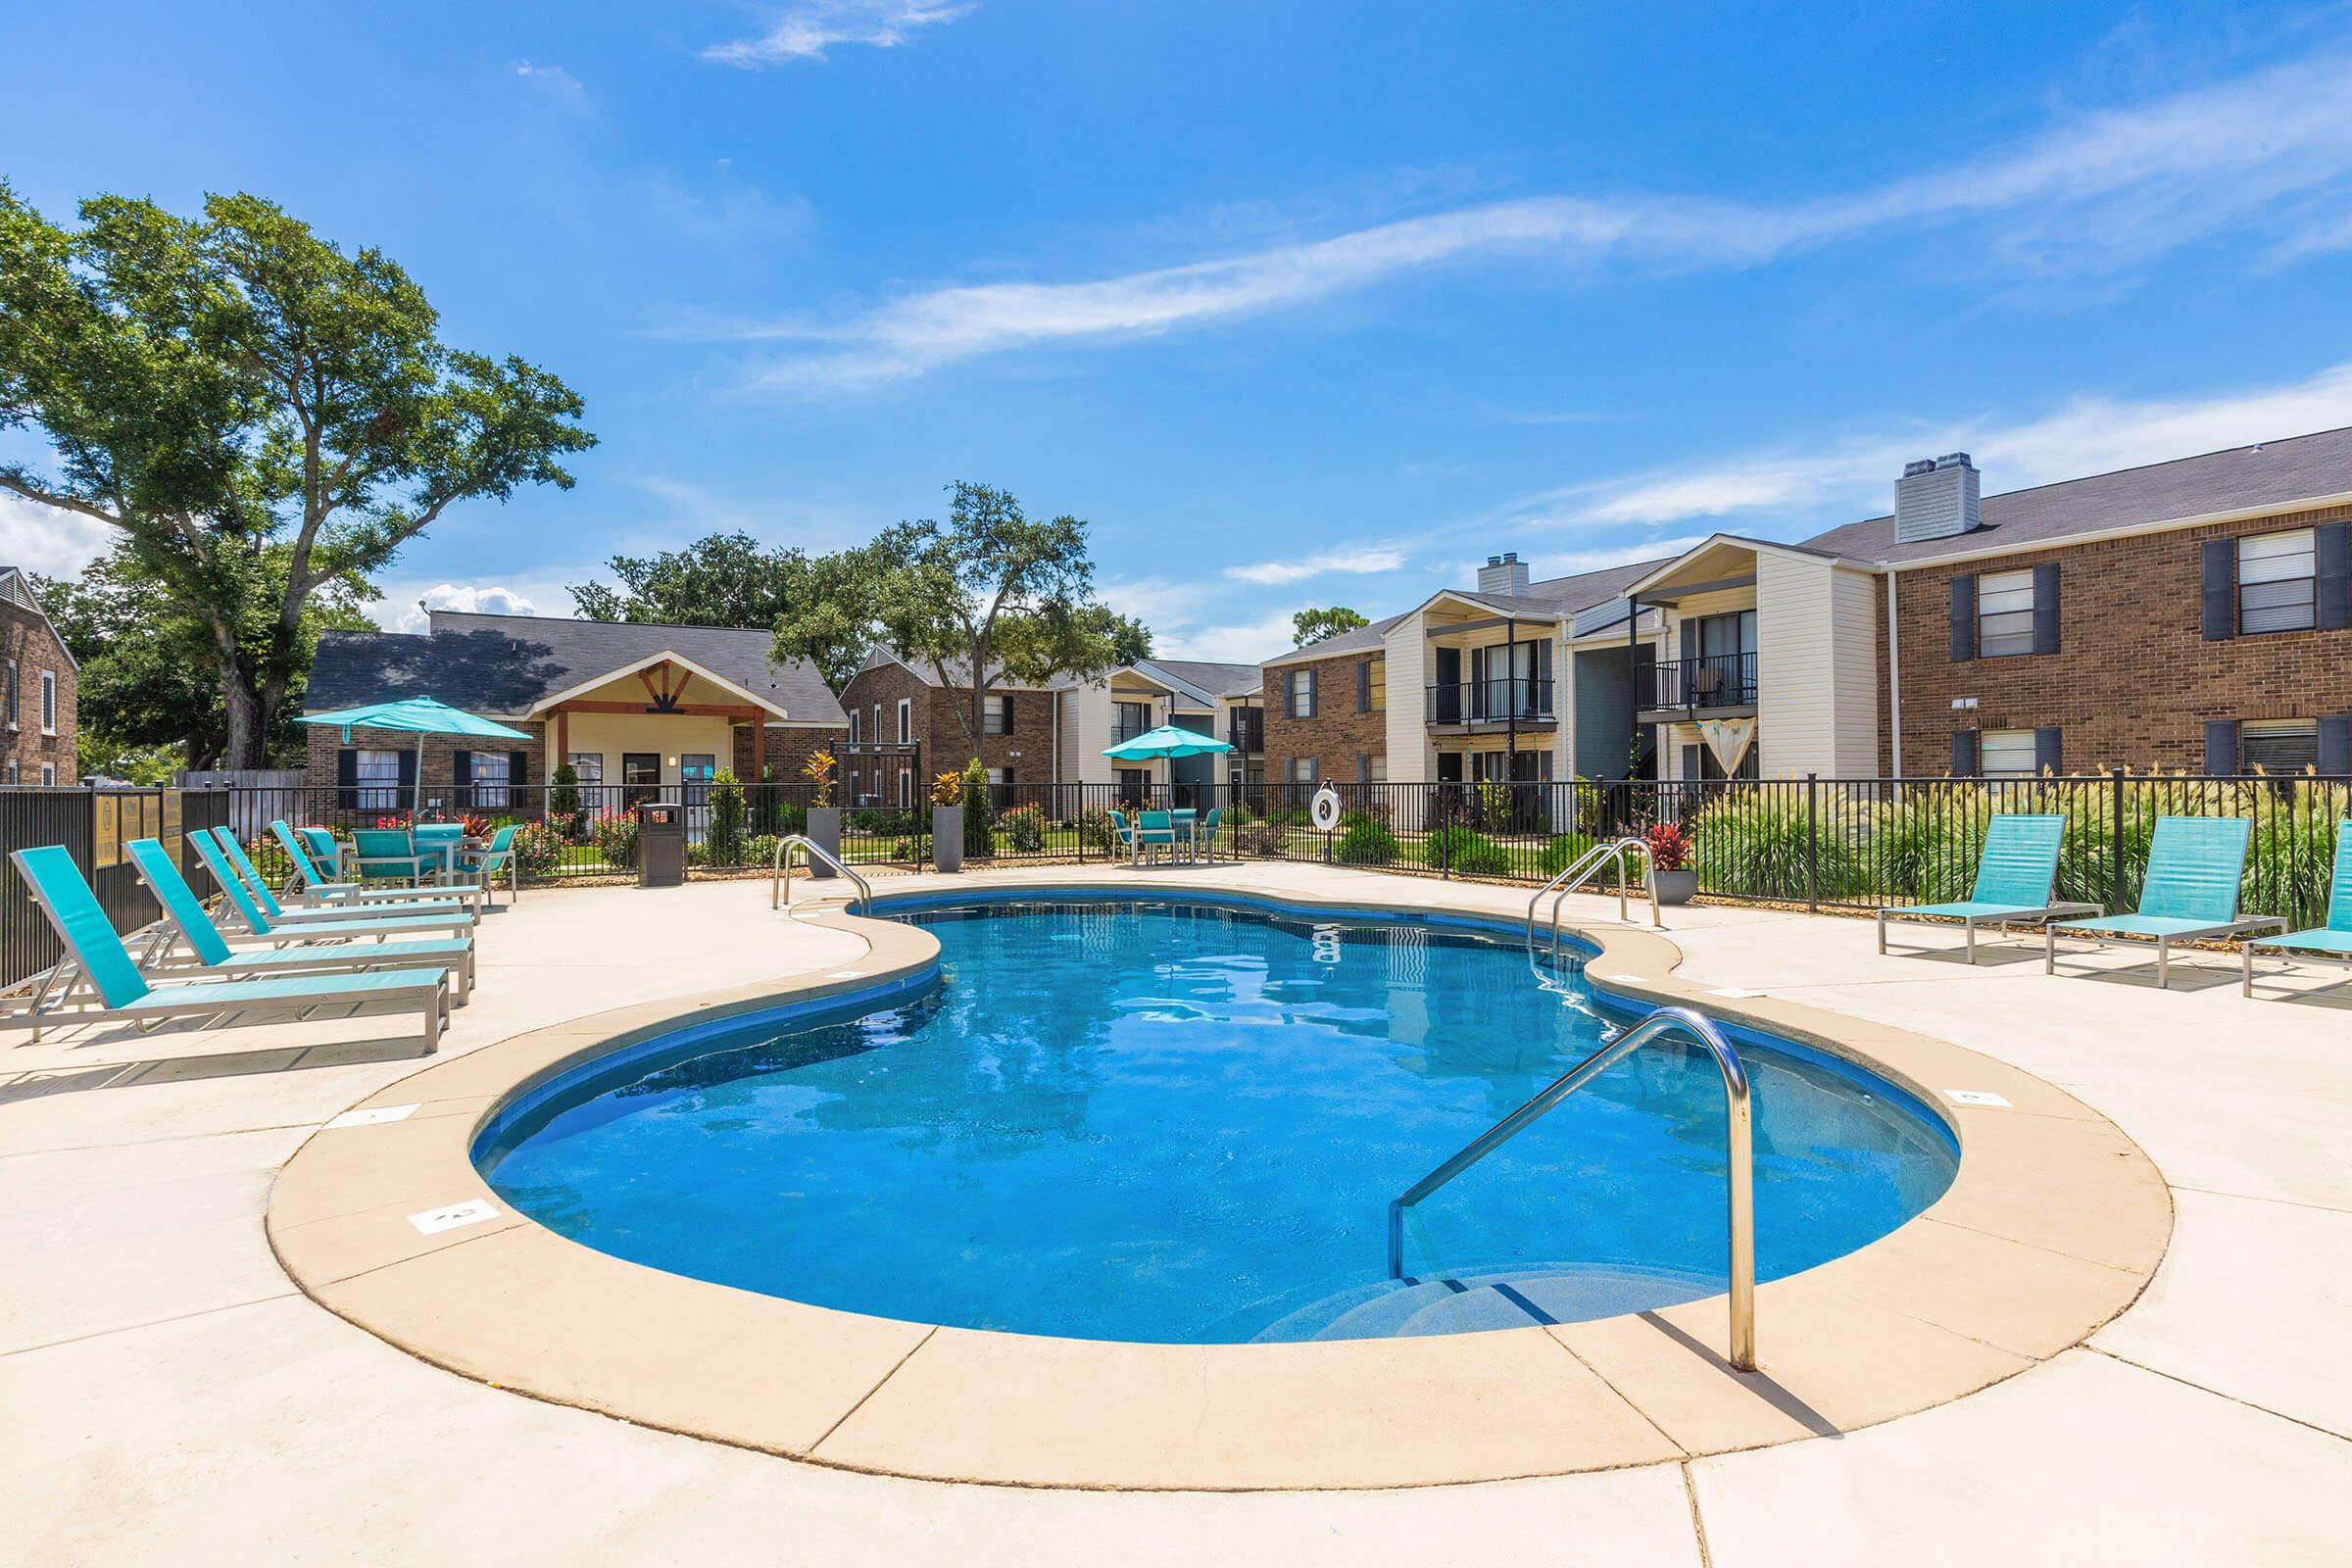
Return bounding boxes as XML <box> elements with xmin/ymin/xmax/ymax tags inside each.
<box><xmin>220</xmin><ymin>669</ymin><xmax>264</xmax><ymax>770</ymax></box>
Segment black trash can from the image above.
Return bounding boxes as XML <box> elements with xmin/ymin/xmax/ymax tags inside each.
<box><xmin>637</xmin><ymin>801</ymin><xmax>686</xmax><ymax>888</ymax></box>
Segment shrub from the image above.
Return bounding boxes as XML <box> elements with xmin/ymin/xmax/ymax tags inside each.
<box><xmin>962</xmin><ymin>759</ymin><xmax>993</xmax><ymax>858</ymax></box>
<box><xmin>1642</xmin><ymin>820</ymin><xmax>1690</xmax><ymax>872</ymax></box>
<box><xmin>750</xmin><ymin>765</ymin><xmax>783</xmax><ymax>837</ymax></box>
<box><xmin>1001</xmin><ymin>804</ymin><xmax>1045</xmax><ymax>852</ymax></box>
<box><xmin>746</xmin><ymin>833</ymin><xmax>780</xmax><ymax>870</ymax></box>
<box><xmin>548</xmin><ymin>761</ymin><xmax>580</xmax><ymax>820</ymax></box>
<box><xmin>931</xmin><ymin>770</ymin><xmax>963</xmax><ymax>807</ymax></box>
<box><xmin>803</xmin><ymin>751</ymin><xmax>836</xmax><ymax>807</ymax></box>
<box><xmin>1336</xmin><ymin>818</ymin><xmax>1398</xmax><ymax>865</ymax></box>
<box><xmin>775</xmin><ymin>800</ymin><xmax>808</xmax><ymax>836</ymax></box>
<box><xmin>1426</xmin><ymin>825</ymin><xmax>1509</xmax><ymax>876</ymax></box>
<box><xmin>1238</xmin><ymin>820</ymin><xmax>1291</xmax><ymax>857</ymax></box>
<box><xmin>1685</xmin><ymin>793</ymin><xmax>1864</xmax><ymax>902</ymax></box>
<box><xmin>508</xmin><ymin>819</ymin><xmax>562</xmax><ymax>878</ymax></box>
<box><xmin>707</xmin><ymin>768</ymin><xmax>747</xmax><ymax>866</ymax></box>
<box><xmin>591</xmin><ymin>809</ymin><xmax>638</xmax><ymax>870</ymax></box>
<box><xmin>1537</xmin><ymin>832</ymin><xmax>1597</xmax><ymax>878</ymax></box>
<box><xmin>1076</xmin><ymin>807</ymin><xmax>1117</xmax><ymax>853</ymax></box>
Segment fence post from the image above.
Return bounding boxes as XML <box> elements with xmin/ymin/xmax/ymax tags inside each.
<box><xmin>1805</xmin><ymin>773</ymin><xmax>1819</xmax><ymax>912</ymax></box>
<box><xmin>2109</xmin><ymin>767</ymin><xmax>2126</xmax><ymax>916</ymax></box>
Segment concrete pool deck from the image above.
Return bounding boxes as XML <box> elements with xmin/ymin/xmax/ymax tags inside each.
<box><xmin>6</xmin><ymin>865</ymin><xmax>2350</xmax><ymax>1561</ymax></box>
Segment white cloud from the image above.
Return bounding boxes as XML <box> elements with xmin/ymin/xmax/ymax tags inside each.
<box><xmin>382</xmin><ymin>582</ymin><xmax>544</xmax><ymax>633</ymax></box>
<box><xmin>1225</xmin><ymin>547</ymin><xmax>1407</xmax><ymax>585</ymax></box>
<box><xmin>703</xmin><ymin>0</ymin><xmax>975</xmax><ymax>66</ymax></box>
<box><xmin>0</xmin><ymin>494</ymin><xmax>113</xmax><ymax>579</ymax></box>
<box><xmin>1156</xmin><ymin>609</ymin><xmax>1304</xmax><ymax>664</ymax></box>
<box><xmin>1543</xmin><ymin>361</ymin><xmax>2352</xmax><ymax>534</ymax></box>
<box><xmin>512</xmin><ymin>61</ymin><xmax>583</xmax><ymax>92</ymax></box>
<box><xmin>720</xmin><ymin>52</ymin><xmax>2352</xmax><ymax>385</ymax></box>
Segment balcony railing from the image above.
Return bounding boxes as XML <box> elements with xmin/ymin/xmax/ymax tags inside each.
<box><xmin>1651</xmin><ymin>653</ymin><xmax>1757</xmax><ymax>710</ymax></box>
<box><xmin>1110</xmin><ymin>720</ymin><xmax>1154</xmax><ymax>745</ymax></box>
<box><xmin>1426</xmin><ymin>676</ymin><xmax>1556</xmax><ymax>726</ymax></box>
<box><xmin>1228</xmin><ymin>713</ymin><xmax>1264</xmax><ymax>753</ymax></box>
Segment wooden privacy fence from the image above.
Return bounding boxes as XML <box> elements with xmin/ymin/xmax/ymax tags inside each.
<box><xmin>0</xmin><ymin>787</ymin><xmax>230</xmax><ymax>990</ymax></box>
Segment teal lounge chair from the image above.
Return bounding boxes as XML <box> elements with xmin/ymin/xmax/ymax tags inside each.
<box><xmin>413</xmin><ymin>822</ymin><xmax>466</xmax><ymax>882</ymax></box>
<box><xmin>191</xmin><ymin>830</ymin><xmax>475</xmax><ymax>942</ymax></box>
<box><xmin>2242</xmin><ymin>820</ymin><xmax>2352</xmax><ymax>998</ymax></box>
<box><xmin>207</xmin><ymin>828</ymin><xmax>468</xmax><ymax>928</ymax></box>
<box><xmin>1876</xmin><ymin>813</ymin><xmax>2100</xmax><ymax>963</ymax></box>
<box><xmin>352</xmin><ymin>826</ymin><xmax>439</xmax><ymax>886</ymax></box>
<box><xmin>2046</xmin><ymin>816</ymin><xmax>2286</xmax><ymax>988</ymax></box>
<box><xmin>297</xmin><ymin>826</ymin><xmax>342</xmax><ymax>878</ymax></box>
<box><xmin>270</xmin><ymin>821</ymin><xmax>479</xmax><ymax>910</ymax></box>
<box><xmin>6</xmin><ymin>846</ymin><xmax>447</xmax><ymax>1050</ymax></box>
<box><xmin>126</xmin><ymin>838</ymin><xmax>474</xmax><ymax>1001</ymax></box>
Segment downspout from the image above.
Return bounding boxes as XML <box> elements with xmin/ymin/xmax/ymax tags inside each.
<box><xmin>1886</xmin><ymin>568</ymin><xmax>1902</xmax><ymax>781</ymax></box>
<box><xmin>1625</xmin><ymin>597</ymin><xmax>1640</xmax><ymax>780</ymax></box>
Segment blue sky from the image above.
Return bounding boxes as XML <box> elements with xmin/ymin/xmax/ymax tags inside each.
<box><xmin>9</xmin><ymin>2</ymin><xmax>2352</xmax><ymax>659</ymax></box>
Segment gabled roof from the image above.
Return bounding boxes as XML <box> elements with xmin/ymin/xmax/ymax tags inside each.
<box><xmin>1622</xmin><ymin>533</ymin><xmax>1864</xmax><ymax>601</ymax></box>
<box><xmin>307</xmin><ymin>612</ymin><xmax>847</xmax><ymax>725</ymax></box>
<box><xmin>1257</xmin><ymin>555</ymin><xmax>1676</xmax><ymax>668</ymax></box>
<box><xmin>1132</xmin><ymin>658</ymin><xmax>1262</xmax><ymax>706</ymax></box>
<box><xmin>0</xmin><ymin>567</ymin><xmax>77</xmax><ymax>670</ymax></box>
<box><xmin>1259</xmin><ymin>612</ymin><xmax>1407</xmax><ymax>668</ymax></box>
<box><xmin>1800</xmin><ymin>426</ymin><xmax>2352</xmax><ymax>566</ymax></box>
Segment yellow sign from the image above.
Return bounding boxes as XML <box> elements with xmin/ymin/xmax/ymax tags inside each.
<box><xmin>93</xmin><ymin>796</ymin><xmax>120</xmax><ymax>869</ymax></box>
<box><xmin>163</xmin><ymin>789</ymin><xmax>185</xmax><ymax>864</ymax></box>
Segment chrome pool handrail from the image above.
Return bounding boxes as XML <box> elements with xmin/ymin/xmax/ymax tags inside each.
<box><xmin>769</xmin><ymin>834</ymin><xmax>874</xmax><ymax>916</ymax></box>
<box><xmin>1385</xmin><ymin>1003</ymin><xmax>1755</xmax><ymax>1371</ymax></box>
<box><xmin>1524</xmin><ymin>836</ymin><xmax>1657</xmax><ymax>965</ymax></box>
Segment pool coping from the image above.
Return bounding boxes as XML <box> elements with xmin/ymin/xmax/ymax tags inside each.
<box><xmin>264</xmin><ymin>871</ymin><xmax>2171</xmax><ymax>1493</ymax></box>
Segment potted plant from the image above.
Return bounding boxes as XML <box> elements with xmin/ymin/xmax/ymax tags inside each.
<box><xmin>930</xmin><ymin>768</ymin><xmax>964</xmax><ymax>873</ymax></box>
<box><xmin>803</xmin><ymin>751</ymin><xmax>841</xmax><ymax>877</ymax></box>
<box><xmin>1644</xmin><ymin>820</ymin><xmax>1697</xmax><ymax>906</ymax></box>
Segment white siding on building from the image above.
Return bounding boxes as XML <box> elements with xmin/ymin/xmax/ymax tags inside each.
<box><xmin>1382</xmin><ymin>611</ymin><xmax>1429</xmax><ymax>823</ymax></box>
<box><xmin>1066</xmin><ymin>681</ymin><xmax>1114</xmax><ymax>784</ymax></box>
<box><xmin>1755</xmin><ymin>553</ymin><xmax>1880</xmax><ymax>776</ymax></box>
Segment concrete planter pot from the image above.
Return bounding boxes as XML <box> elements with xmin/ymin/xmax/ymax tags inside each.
<box><xmin>932</xmin><ymin>807</ymin><xmax>964</xmax><ymax>873</ymax></box>
<box><xmin>1652</xmin><ymin>868</ymin><xmax>1698</xmax><ymax>906</ymax></box>
<box><xmin>805</xmin><ymin>806</ymin><xmax>842</xmax><ymax>878</ymax></box>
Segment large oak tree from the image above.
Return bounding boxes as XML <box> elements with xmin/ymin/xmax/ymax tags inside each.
<box><xmin>0</xmin><ymin>186</ymin><xmax>594</xmax><ymax>766</ymax></box>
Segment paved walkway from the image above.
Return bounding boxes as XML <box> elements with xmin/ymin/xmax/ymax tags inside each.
<box><xmin>4</xmin><ymin>866</ymin><xmax>2347</xmax><ymax>1565</ymax></box>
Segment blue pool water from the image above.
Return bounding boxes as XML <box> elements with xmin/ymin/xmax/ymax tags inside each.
<box><xmin>477</xmin><ymin>894</ymin><xmax>1957</xmax><ymax>1344</ymax></box>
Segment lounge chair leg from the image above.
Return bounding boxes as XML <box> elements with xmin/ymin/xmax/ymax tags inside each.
<box><xmin>1966</xmin><ymin>920</ymin><xmax>1978</xmax><ymax>964</ymax></box>
<box><xmin>2242</xmin><ymin>945</ymin><xmax>2255</xmax><ymax>999</ymax></box>
<box><xmin>2158</xmin><ymin>937</ymin><xmax>2170</xmax><ymax>990</ymax></box>
<box><xmin>1876</xmin><ymin>910</ymin><xmax>1886</xmax><ymax>955</ymax></box>
<box><xmin>2044</xmin><ymin>925</ymin><xmax>2056</xmax><ymax>975</ymax></box>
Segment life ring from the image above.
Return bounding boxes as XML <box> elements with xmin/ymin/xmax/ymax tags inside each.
<box><xmin>1309</xmin><ymin>786</ymin><xmax>1344</xmax><ymax>832</ymax></box>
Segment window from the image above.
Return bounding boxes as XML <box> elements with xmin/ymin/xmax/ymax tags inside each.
<box><xmin>1366</xmin><ymin>659</ymin><xmax>1385</xmax><ymax>712</ymax></box>
<box><xmin>679</xmin><ymin>754</ymin><xmax>715</xmax><ymax>808</ymax></box>
<box><xmin>1976</xmin><ymin>570</ymin><xmax>2037</xmax><ymax>658</ymax></box>
<box><xmin>1979</xmin><ymin>729</ymin><xmax>2038</xmax><ymax>777</ymax></box>
<box><xmin>39</xmin><ymin>669</ymin><xmax>57</xmax><ymax>735</ymax></box>
<box><xmin>355</xmin><ymin>749</ymin><xmax>403</xmax><ymax>808</ymax></box>
<box><xmin>1114</xmin><ymin>700</ymin><xmax>1152</xmax><ymax>741</ymax></box>
<box><xmin>2239</xmin><ymin>530</ymin><xmax>2317</xmax><ymax>634</ymax></box>
<box><xmin>2241</xmin><ymin>719</ymin><xmax>2320</xmax><ymax>773</ymax></box>
<box><xmin>39</xmin><ymin>763</ymin><xmax>54</xmax><ymax>786</ymax></box>
<box><xmin>5</xmin><ymin>659</ymin><xmax>15</xmax><ymax>727</ymax></box>
<box><xmin>1368</xmin><ymin>754</ymin><xmax>1388</xmax><ymax>783</ymax></box>
<box><xmin>1289</xmin><ymin>668</ymin><xmax>1316</xmax><ymax>718</ymax></box>
<box><xmin>984</xmin><ymin>694</ymin><xmax>1014</xmax><ymax>735</ymax></box>
<box><xmin>847</xmin><ymin>709</ymin><xmax>861</xmax><ymax>744</ymax></box>
<box><xmin>621</xmin><ymin>752</ymin><xmax>661</xmax><ymax>806</ymax></box>
<box><xmin>470</xmin><ymin>752</ymin><xmax>513</xmax><ymax>808</ymax></box>
<box><xmin>896</xmin><ymin>698</ymin><xmax>911</xmax><ymax>744</ymax></box>
<box><xmin>566</xmin><ymin>753</ymin><xmax>603</xmax><ymax>787</ymax></box>
<box><xmin>3</xmin><ymin>760</ymin><xmax>15</xmax><ymax>784</ymax></box>
<box><xmin>898</xmin><ymin>767</ymin><xmax>913</xmax><ymax>807</ymax></box>
<box><xmin>870</xmin><ymin>704</ymin><xmax>882</xmax><ymax>742</ymax></box>
<box><xmin>1290</xmin><ymin>757</ymin><xmax>1318</xmax><ymax>783</ymax></box>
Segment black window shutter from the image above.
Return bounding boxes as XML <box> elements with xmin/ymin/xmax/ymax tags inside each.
<box><xmin>2034</xmin><ymin>725</ymin><xmax>2063</xmax><ymax>775</ymax></box>
<box><xmin>394</xmin><ymin>747</ymin><xmax>417</xmax><ymax>803</ymax></box>
<box><xmin>1948</xmin><ymin>574</ymin><xmax>1977</xmax><ymax>662</ymax></box>
<box><xmin>2202</xmin><ymin>540</ymin><xmax>2235</xmax><ymax>639</ymax></box>
<box><xmin>1307</xmin><ymin>668</ymin><xmax>1318</xmax><ymax>718</ymax></box>
<box><xmin>509</xmin><ymin>750</ymin><xmax>529</xmax><ymax>792</ymax></box>
<box><xmin>2319</xmin><ymin>715</ymin><xmax>2352</xmax><ymax>776</ymax></box>
<box><xmin>2205</xmin><ymin>719</ymin><xmax>2241</xmax><ymax>774</ymax></box>
<box><xmin>1681</xmin><ymin>744</ymin><xmax>1700</xmax><ymax>781</ymax></box>
<box><xmin>2032</xmin><ymin>564</ymin><xmax>2061</xmax><ymax>655</ymax></box>
<box><xmin>1679</xmin><ymin>616</ymin><xmax>1698</xmax><ymax>662</ymax></box>
<box><xmin>2318</xmin><ymin>521</ymin><xmax>2351</xmax><ymax>631</ymax></box>
<box><xmin>335</xmin><ymin>749</ymin><xmax>358</xmax><ymax>809</ymax></box>
<box><xmin>1356</xmin><ymin>752</ymin><xmax>1369</xmax><ymax>782</ymax></box>
<box><xmin>1951</xmin><ymin>729</ymin><xmax>1979</xmax><ymax>778</ymax></box>
<box><xmin>453</xmin><ymin>750</ymin><xmax>472</xmax><ymax>806</ymax></box>
<box><xmin>1356</xmin><ymin>661</ymin><xmax>1370</xmax><ymax>712</ymax></box>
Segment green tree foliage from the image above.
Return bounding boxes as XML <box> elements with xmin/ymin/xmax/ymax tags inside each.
<box><xmin>577</xmin><ymin>531</ymin><xmax>896</xmax><ymax>691</ymax></box>
<box><xmin>706</xmin><ymin>768</ymin><xmax>747</xmax><ymax>866</ymax></box>
<box><xmin>0</xmin><ymin>185</ymin><xmax>594</xmax><ymax>766</ymax></box>
<box><xmin>1292</xmin><ymin>606</ymin><xmax>1369</xmax><ymax>646</ymax></box>
<box><xmin>34</xmin><ymin>543</ymin><xmax>369</xmax><ymax>773</ymax></box>
<box><xmin>774</xmin><ymin>482</ymin><xmax>1124</xmax><ymax>745</ymax></box>
<box><xmin>1107</xmin><ymin>612</ymin><xmax>1152</xmax><ymax>665</ymax></box>
<box><xmin>961</xmin><ymin>756</ymin><xmax>993</xmax><ymax>858</ymax></box>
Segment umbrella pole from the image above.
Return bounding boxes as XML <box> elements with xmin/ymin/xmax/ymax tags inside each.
<box><xmin>415</xmin><ymin>732</ymin><xmax>426</xmax><ymax>818</ymax></box>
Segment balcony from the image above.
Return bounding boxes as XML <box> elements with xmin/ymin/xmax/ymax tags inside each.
<box><xmin>1110</xmin><ymin>719</ymin><xmax>1154</xmax><ymax>746</ymax></box>
<box><xmin>1649</xmin><ymin>652</ymin><xmax>1757</xmax><ymax>711</ymax></box>
<box><xmin>1227</xmin><ymin>712</ymin><xmax>1264</xmax><ymax>754</ymax></box>
<box><xmin>1425</xmin><ymin>677</ymin><xmax>1557</xmax><ymax>731</ymax></box>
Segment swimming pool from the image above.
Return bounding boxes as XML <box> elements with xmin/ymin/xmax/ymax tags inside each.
<box><xmin>476</xmin><ymin>893</ymin><xmax>1958</xmax><ymax>1345</ymax></box>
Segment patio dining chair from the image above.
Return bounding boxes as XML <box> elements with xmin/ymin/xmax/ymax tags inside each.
<box><xmin>455</xmin><ymin>823</ymin><xmax>523</xmax><ymax>906</ymax></box>
<box><xmin>270</xmin><ymin>821</ymin><xmax>478</xmax><ymax>910</ymax></box>
<box><xmin>1135</xmin><ymin>810</ymin><xmax>1179</xmax><ymax>867</ymax></box>
<box><xmin>353</xmin><ymin>827</ymin><xmax>438</xmax><ymax>887</ymax></box>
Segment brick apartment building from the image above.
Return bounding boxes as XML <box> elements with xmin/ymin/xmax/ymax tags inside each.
<box><xmin>838</xmin><ymin>648</ymin><xmax>1068</xmax><ymax>806</ymax></box>
<box><xmin>1257</xmin><ymin>427</ymin><xmax>2352</xmax><ymax>795</ymax></box>
<box><xmin>0</xmin><ymin>567</ymin><xmax>77</xmax><ymax>786</ymax></box>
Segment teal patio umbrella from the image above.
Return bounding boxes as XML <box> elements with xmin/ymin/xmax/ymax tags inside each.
<box><xmin>298</xmin><ymin>697</ymin><xmax>533</xmax><ymax>814</ymax></box>
<box><xmin>1102</xmin><ymin>723</ymin><xmax>1235</xmax><ymax>761</ymax></box>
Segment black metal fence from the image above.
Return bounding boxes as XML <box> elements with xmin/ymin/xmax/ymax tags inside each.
<box><xmin>8</xmin><ymin>773</ymin><xmax>2343</xmax><ymax>987</ymax></box>
<box><xmin>1</xmin><ymin>787</ymin><xmax>231</xmax><ymax>989</ymax></box>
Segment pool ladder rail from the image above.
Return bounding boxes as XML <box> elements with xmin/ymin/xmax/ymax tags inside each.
<box><xmin>1526</xmin><ymin>836</ymin><xmax>1658</xmax><ymax>971</ymax></box>
<box><xmin>1385</xmin><ymin>1004</ymin><xmax>1756</xmax><ymax>1372</ymax></box>
<box><xmin>768</xmin><ymin>834</ymin><xmax>875</xmax><ymax>916</ymax></box>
